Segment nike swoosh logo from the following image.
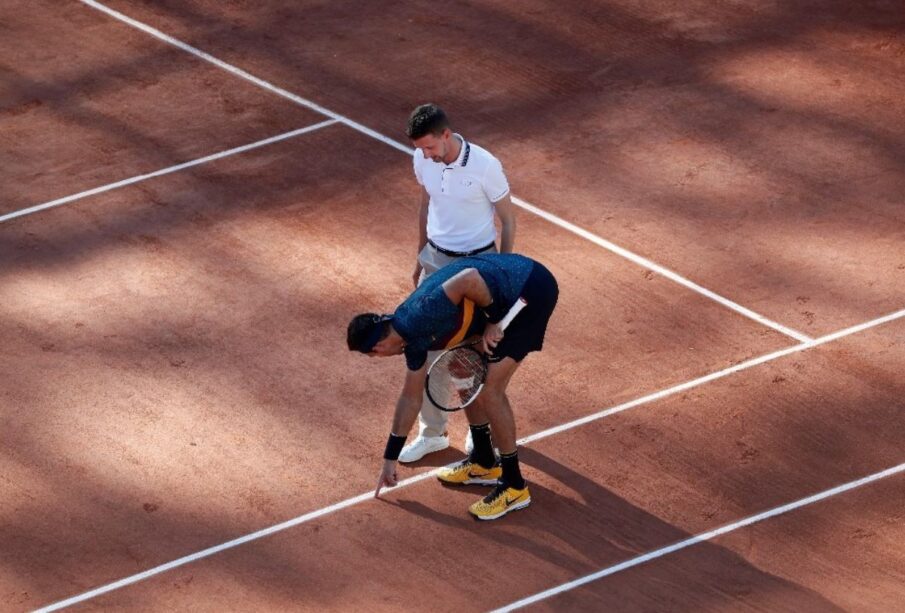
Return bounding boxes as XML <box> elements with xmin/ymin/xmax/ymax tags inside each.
<box><xmin>505</xmin><ymin>493</ymin><xmax>526</xmax><ymax>507</ymax></box>
<box><xmin>467</xmin><ymin>471</ymin><xmax>491</xmax><ymax>479</ymax></box>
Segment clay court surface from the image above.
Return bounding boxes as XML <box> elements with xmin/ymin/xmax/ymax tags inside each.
<box><xmin>2</xmin><ymin>1</ymin><xmax>904</xmax><ymax>611</ymax></box>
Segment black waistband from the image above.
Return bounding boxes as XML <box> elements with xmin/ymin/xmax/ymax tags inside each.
<box><xmin>427</xmin><ymin>238</ymin><xmax>496</xmax><ymax>258</ymax></box>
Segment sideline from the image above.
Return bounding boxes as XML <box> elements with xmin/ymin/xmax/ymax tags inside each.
<box><xmin>72</xmin><ymin>0</ymin><xmax>812</xmax><ymax>342</ymax></box>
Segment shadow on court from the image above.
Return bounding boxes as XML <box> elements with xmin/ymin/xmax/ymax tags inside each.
<box><xmin>4</xmin><ymin>1</ymin><xmax>905</xmax><ymax>609</ymax></box>
<box><xmin>103</xmin><ymin>0</ymin><xmax>905</xmax><ymax>329</ymax></box>
<box><xmin>394</xmin><ymin>445</ymin><xmax>846</xmax><ymax>611</ymax></box>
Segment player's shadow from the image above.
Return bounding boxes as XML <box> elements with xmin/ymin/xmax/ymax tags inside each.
<box><xmin>396</xmin><ymin>446</ymin><xmax>846</xmax><ymax>610</ymax></box>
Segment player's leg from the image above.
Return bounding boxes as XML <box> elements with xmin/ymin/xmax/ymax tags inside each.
<box><xmin>461</xmin><ymin>243</ymin><xmax>501</xmax><ymax>455</ymax></box>
<box><xmin>476</xmin><ymin>358</ymin><xmax>522</xmax><ymax>483</ymax></box>
<box><xmin>467</xmin><ymin>357</ymin><xmax>531</xmax><ymax>520</ymax></box>
<box><xmin>470</xmin><ymin>356</ymin><xmax>518</xmax><ymax>442</ymax></box>
<box><xmin>434</xmin><ymin>364</ymin><xmax>511</xmax><ymax>487</ymax></box>
<box><xmin>460</xmin><ymin>390</ymin><xmax>498</xmax><ymax>470</ymax></box>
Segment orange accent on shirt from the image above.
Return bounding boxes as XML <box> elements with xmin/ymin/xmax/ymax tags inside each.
<box><xmin>445</xmin><ymin>298</ymin><xmax>475</xmax><ymax>348</ymax></box>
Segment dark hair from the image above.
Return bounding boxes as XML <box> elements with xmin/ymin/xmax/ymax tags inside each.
<box><xmin>406</xmin><ymin>104</ymin><xmax>450</xmax><ymax>139</ymax></box>
<box><xmin>347</xmin><ymin>313</ymin><xmax>392</xmax><ymax>353</ymax></box>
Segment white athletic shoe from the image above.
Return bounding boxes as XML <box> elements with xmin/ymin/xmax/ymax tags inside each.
<box><xmin>398</xmin><ymin>434</ymin><xmax>450</xmax><ymax>463</ymax></box>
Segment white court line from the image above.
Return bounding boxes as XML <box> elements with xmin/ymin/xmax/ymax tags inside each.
<box><xmin>76</xmin><ymin>0</ymin><xmax>812</xmax><ymax>343</ymax></box>
<box><xmin>520</xmin><ymin>306</ymin><xmax>905</xmax><ymax>444</ymax></box>
<box><xmin>0</xmin><ymin>119</ymin><xmax>338</xmax><ymax>225</ymax></box>
<box><xmin>491</xmin><ymin>461</ymin><xmax>905</xmax><ymax>613</ymax></box>
<box><xmin>512</xmin><ymin>196</ymin><xmax>813</xmax><ymax>343</ymax></box>
<box><xmin>78</xmin><ymin>0</ymin><xmax>410</xmax><ymax>156</ymax></box>
<box><xmin>35</xmin><ymin>307</ymin><xmax>905</xmax><ymax>612</ymax></box>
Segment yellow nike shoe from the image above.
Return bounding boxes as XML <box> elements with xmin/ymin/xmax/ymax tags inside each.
<box><xmin>436</xmin><ymin>459</ymin><xmax>502</xmax><ymax>486</ymax></box>
<box><xmin>469</xmin><ymin>483</ymin><xmax>531</xmax><ymax>520</ymax></box>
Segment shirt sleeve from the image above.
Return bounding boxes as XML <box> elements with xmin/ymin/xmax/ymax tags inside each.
<box><xmin>396</xmin><ymin>289</ymin><xmax>459</xmax><ymax>370</ymax></box>
<box><xmin>482</xmin><ymin>156</ymin><xmax>510</xmax><ymax>203</ymax></box>
<box><xmin>413</xmin><ymin>148</ymin><xmax>424</xmax><ymax>186</ymax></box>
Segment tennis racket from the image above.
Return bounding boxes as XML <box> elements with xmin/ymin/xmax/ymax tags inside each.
<box><xmin>424</xmin><ymin>298</ymin><xmax>527</xmax><ymax>412</ymax></box>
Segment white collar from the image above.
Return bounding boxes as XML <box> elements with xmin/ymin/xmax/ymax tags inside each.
<box><xmin>447</xmin><ymin>133</ymin><xmax>470</xmax><ymax>167</ymax></box>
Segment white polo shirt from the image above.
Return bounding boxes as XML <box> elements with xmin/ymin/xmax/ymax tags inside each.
<box><xmin>413</xmin><ymin>134</ymin><xmax>510</xmax><ymax>253</ymax></box>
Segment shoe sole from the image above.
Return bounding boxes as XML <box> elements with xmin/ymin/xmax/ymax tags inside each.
<box><xmin>437</xmin><ymin>476</ymin><xmax>500</xmax><ymax>486</ymax></box>
<box><xmin>470</xmin><ymin>497</ymin><xmax>531</xmax><ymax>521</ymax></box>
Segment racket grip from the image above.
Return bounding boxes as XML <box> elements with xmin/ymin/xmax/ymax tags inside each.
<box><xmin>498</xmin><ymin>298</ymin><xmax>527</xmax><ymax>331</ymax></box>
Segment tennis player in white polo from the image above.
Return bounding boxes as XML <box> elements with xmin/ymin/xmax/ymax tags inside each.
<box><xmin>400</xmin><ymin>103</ymin><xmax>517</xmax><ymax>462</ymax></box>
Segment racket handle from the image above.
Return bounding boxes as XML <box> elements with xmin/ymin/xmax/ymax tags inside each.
<box><xmin>498</xmin><ymin>298</ymin><xmax>528</xmax><ymax>331</ymax></box>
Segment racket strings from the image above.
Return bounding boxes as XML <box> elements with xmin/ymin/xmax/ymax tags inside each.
<box><xmin>427</xmin><ymin>348</ymin><xmax>486</xmax><ymax>410</ymax></box>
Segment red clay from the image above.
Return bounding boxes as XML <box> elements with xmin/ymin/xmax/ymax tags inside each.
<box><xmin>71</xmin><ymin>322</ymin><xmax>905</xmax><ymax>611</ymax></box>
<box><xmin>2</xmin><ymin>1</ymin><xmax>904</xmax><ymax>611</ymax></box>
<box><xmin>100</xmin><ymin>0</ymin><xmax>905</xmax><ymax>332</ymax></box>
<box><xmin>0</xmin><ymin>127</ymin><xmax>791</xmax><ymax>608</ymax></box>
<box><xmin>0</xmin><ymin>0</ymin><xmax>320</xmax><ymax>216</ymax></box>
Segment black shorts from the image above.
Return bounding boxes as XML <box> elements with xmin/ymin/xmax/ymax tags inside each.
<box><xmin>490</xmin><ymin>262</ymin><xmax>559</xmax><ymax>363</ymax></box>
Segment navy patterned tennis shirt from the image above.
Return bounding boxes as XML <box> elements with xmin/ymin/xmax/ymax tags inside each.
<box><xmin>392</xmin><ymin>253</ymin><xmax>535</xmax><ymax>370</ymax></box>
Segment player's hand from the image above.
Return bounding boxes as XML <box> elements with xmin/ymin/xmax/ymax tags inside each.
<box><xmin>482</xmin><ymin>322</ymin><xmax>504</xmax><ymax>355</ymax></box>
<box><xmin>412</xmin><ymin>262</ymin><xmax>424</xmax><ymax>288</ymax></box>
<box><xmin>375</xmin><ymin>459</ymin><xmax>398</xmax><ymax>498</ymax></box>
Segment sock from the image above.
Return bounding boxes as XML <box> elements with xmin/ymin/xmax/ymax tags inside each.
<box><xmin>468</xmin><ymin>423</ymin><xmax>495</xmax><ymax>469</ymax></box>
<box><xmin>500</xmin><ymin>450</ymin><xmax>525</xmax><ymax>489</ymax></box>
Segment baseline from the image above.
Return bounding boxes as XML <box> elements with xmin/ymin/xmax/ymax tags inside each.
<box><xmin>35</xmin><ymin>307</ymin><xmax>905</xmax><ymax>612</ymax></box>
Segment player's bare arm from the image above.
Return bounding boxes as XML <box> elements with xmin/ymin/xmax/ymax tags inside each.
<box><xmin>441</xmin><ymin>269</ymin><xmax>506</xmax><ymax>353</ymax></box>
<box><xmin>376</xmin><ymin>364</ymin><xmax>427</xmax><ymax>497</ymax></box>
<box><xmin>392</xmin><ymin>365</ymin><xmax>428</xmax><ymax>435</ymax></box>
<box><xmin>441</xmin><ymin>268</ymin><xmax>492</xmax><ymax>307</ymax></box>
<box><xmin>494</xmin><ymin>194</ymin><xmax>517</xmax><ymax>254</ymax></box>
<box><xmin>482</xmin><ymin>321</ymin><xmax>504</xmax><ymax>355</ymax></box>
<box><xmin>412</xmin><ymin>186</ymin><xmax>430</xmax><ymax>287</ymax></box>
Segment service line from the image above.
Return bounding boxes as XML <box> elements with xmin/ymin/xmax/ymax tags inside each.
<box><xmin>75</xmin><ymin>0</ymin><xmax>811</xmax><ymax>343</ymax></box>
<box><xmin>0</xmin><ymin>119</ymin><xmax>338</xmax><ymax>225</ymax></box>
<box><xmin>35</xmin><ymin>307</ymin><xmax>905</xmax><ymax>612</ymax></box>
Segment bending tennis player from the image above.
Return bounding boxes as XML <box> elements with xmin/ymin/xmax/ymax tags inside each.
<box><xmin>347</xmin><ymin>253</ymin><xmax>558</xmax><ymax>520</ymax></box>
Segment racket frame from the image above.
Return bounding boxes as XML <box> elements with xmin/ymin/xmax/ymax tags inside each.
<box><xmin>424</xmin><ymin>298</ymin><xmax>528</xmax><ymax>412</ymax></box>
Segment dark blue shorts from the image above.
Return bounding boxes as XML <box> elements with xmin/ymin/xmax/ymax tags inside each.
<box><xmin>490</xmin><ymin>262</ymin><xmax>559</xmax><ymax>363</ymax></box>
